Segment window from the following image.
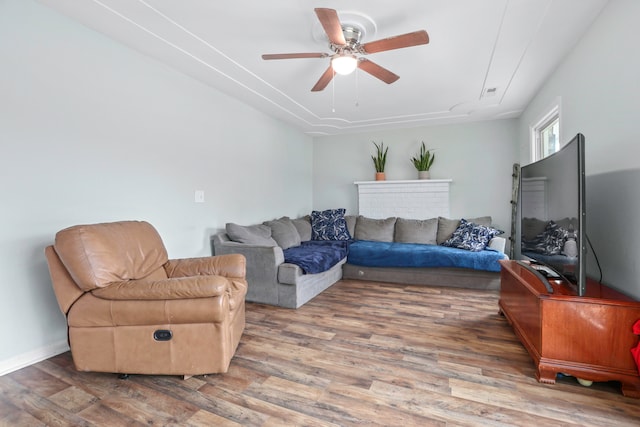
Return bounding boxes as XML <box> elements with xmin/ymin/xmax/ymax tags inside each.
<box><xmin>531</xmin><ymin>101</ymin><xmax>561</xmax><ymax>161</ymax></box>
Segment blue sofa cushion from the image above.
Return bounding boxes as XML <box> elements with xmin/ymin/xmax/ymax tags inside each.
<box><xmin>284</xmin><ymin>240</ymin><xmax>348</xmax><ymax>274</ymax></box>
<box><xmin>347</xmin><ymin>240</ymin><xmax>506</xmax><ymax>272</ymax></box>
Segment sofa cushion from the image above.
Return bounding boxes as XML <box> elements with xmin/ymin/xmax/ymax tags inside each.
<box><xmin>555</xmin><ymin>217</ymin><xmax>577</xmax><ymax>232</ymax></box>
<box><xmin>264</xmin><ymin>217</ymin><xmax>301</xmax><ymax>250</ymax></box>
<box><xmin>347</xmin><ymin>240</ymin><xmax>506</xmax><ymax>272</ymax></box>
<box><xmin>226</xmin><ymin>223</ymin><xmax>277</xmax><ymax>246</ymax></box>
<box><xmin>442</xmin><ymin>219</ymin><xmax>503</xmax><ymax>252</ymax></box>
<box><xmin>394</xmin><ymin>218</ymin><xmax>438</xmax><ymax>244</ymax></box>
<box><xmin>291</xmin><ymin>216</ymin><xmax>312</xmax><ymax>241</ymax></box>
<box><xmin>355</xmin><ymin>216</ymin><xmax>396</xmax><ymax>242</ymax></box>
<box><xmin>522</xmin><ymin>217</ymin><xmax>547</xmax><ymax>241</ymax></box>
<box><xmin>344</xmin><ymin>215</ymin><xmax>357</xmax><ymax>239</ymax></box>
<box><xmin>437</xmin><ymin>216</ymin><xmax>492</xmax><ymax>245</ymax></box>
<box><xmin>311</xmin><ymin>209</ymin><xmax>351</xmax><ymax>241</ymax></box>
<box><xmin>283</xmin><ymin>240</ymin><xmax>348</xmax><ymax>274</ymax></box>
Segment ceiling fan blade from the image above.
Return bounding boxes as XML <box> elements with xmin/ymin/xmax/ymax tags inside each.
<box><xmin>361</xmin><ymin>30</ymin><xmax>429</xmax><ymax>54</ymax></box>
<box><xmin>314</xmin><ymin>8</ymin><xmax>346</xmax><ymax>46</ymax></box>
<box><xmin>311</xmin><ymin>66</ymin><xmax>335</xmax><ymax>92</ymax></box>
<box><xmin>358</xmin><ymin>59</ymin><xmax>400</xmax><ymax>84</ymax></box>
<box><xmin>262</xmin><ymin>53</ymin><xmax>329</xmax><ymax>60</ymax></box>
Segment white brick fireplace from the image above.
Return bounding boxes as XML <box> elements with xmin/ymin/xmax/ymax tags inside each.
<box><xmin>354</xmin><ymin>179</ymin><xmax>452</xmax><ymax>219</ymax></box>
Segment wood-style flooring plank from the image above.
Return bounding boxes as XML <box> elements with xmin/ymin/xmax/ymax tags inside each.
<box><xmin>2</xmin><ymin>279</ymin><xmax>640</xmax><ymax>426</ymax></box>
<box><xmin>0</xmin><ymin>375</ymin><xmax>93</xmax><ymax>426</ymax></box>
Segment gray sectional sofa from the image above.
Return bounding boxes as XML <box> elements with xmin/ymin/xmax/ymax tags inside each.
<box><xmin>212</xmin><ymin>211</ymin><xmax>508</xmax><ymax>308</ymax></box>
<box><xmin>212</xmin><ymin>217</ymin><xmax>347</xmax><ymax>308</ymax></box>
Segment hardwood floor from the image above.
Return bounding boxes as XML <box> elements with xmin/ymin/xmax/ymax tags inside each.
<box><xmin>2</xmin><ymin>279</ymin><xmax>640</xmax><ymax>426</ymax></box>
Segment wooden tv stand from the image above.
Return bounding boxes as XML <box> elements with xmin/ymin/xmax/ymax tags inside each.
<box><xmin>498</xmin><ymin>260</ymin><xmax>640</xmax><ymax>397</ymax></box>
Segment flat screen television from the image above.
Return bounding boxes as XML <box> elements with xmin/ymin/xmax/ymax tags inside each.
<box><xmin>518</xmin><ymin>133</ymin><xmax>586</xmax><ymax>295</ymax></box>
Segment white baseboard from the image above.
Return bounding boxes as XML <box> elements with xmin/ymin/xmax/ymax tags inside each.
<box><xmin>0</xmin><ymin>340</ymin><xmax>69</xmax><ymax>376</ymax></box>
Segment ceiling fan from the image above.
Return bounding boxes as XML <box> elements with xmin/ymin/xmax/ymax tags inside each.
<box><xmin>262</xmin><ymin>8</ymin><xmax>429</xmax><ymax>92</ymax></box>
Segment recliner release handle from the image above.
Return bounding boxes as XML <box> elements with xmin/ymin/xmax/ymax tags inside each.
<box><xmin>153</xmin><ymin>329</ymin><xmax>173</xmax><ymax>341</ymax></box>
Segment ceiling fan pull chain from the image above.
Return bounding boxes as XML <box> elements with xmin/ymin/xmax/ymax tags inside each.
<box><xmin>355</xmin><ymin>67</ymin><xmax>360</xmax><ymax>107</ymax></box>
<box><xmin>332</xmin><ymin>74</ymin><xmax>336</xmax><ymax>113</ymax></box>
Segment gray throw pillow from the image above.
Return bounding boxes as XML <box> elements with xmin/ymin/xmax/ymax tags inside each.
<box><xmin>555</xmin><ymin>217</ymin><xmax>577</xmax><ymax>232</ymax></box>
<box><xmin>395</xmin><ymin>218</ymin><xmax>438</xmax><ymax>244</ymax></box>
<box><xmin>291</xmin><ymin>216</ymin><xmax>312</xmax><ymax>241</ymax></box>
<box><xmin>522</xmin><ymin>217</ymin><xmax>547</xmax><ymax>241</ymax></box>
<box><xmin>436</xmin><ymin>216</ymin><xmax>492</xmax><ymax>245</ymax></box>
<box><xmin>344</xmin><ymin>215</ymin><xmax>357</xmax><ymax>239</ymax></box>
<box><xmin>355</xmin><ymin>216</ymin><xmax>396</xmax><ymax>242</ymax></box>
<box><xmin>225</xmin><ymin>223</ymin><xmax>277</xmax><ymax>246</ymax></box>
<box><xmin>264</xmin><ymin>217</ymin><xmax>301</xmax><ymax>249</ymax></box>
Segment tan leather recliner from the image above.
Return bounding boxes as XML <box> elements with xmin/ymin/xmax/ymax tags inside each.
<box><xmin>44</xmin><ymin>220</ymin><xmax>247</xmax><ymax>376</ymax></box>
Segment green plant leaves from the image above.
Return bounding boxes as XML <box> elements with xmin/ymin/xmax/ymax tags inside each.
<box><xmin>411</xmin><ymin>141</ymin><xmax>434</xmax><ymax>171</ymax></box>
<box><xmin>371</xmin><ymin>141</ymin><xmax>388</xmax><ymax>172</ymax></box>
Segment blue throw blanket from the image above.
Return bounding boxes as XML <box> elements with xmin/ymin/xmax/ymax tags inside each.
<box><xmin>283</xmin><ymin>240</ymin><xmax>348</xmax><ymax>274</ymax></box>
<box><xmin>347</xmin><ymin>240</ymin><xmax>506</xmax><ymax>272</ymax></box>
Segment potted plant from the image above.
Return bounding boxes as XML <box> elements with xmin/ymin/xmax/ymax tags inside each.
<box><xmin>371</xmin><ymin>141</ymin><xmax>388</xmax><ymax>181</ymax></box>
<box><xmin>411</xmin><ymin>141</ymin><xmax>435</xmax><ymax>179</ymax></box>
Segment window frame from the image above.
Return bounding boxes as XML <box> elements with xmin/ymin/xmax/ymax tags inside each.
<box><xmin>530</xmin><ymin>99</ymin><xmax>561</xmax><ymax>162</ymax></box>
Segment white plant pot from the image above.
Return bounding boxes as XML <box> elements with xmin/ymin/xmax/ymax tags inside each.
<box><xmin>418</xmin><ymin>171</ymin><xmax>431</xmax><ymax>180</ymax></box>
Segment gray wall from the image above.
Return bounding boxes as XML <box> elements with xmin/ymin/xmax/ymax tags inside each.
<box><xmin>0</xmin><ymin>0</ymin><xmax>312</xmax><ymax>373</ymax></box>
<box><xmin>517</xmin><ymin>0</ymin><xmax>640</xmax><ymax>298</ymax></box>
<box><xmin>313</xmin><ymin>120</ymin><xmax>519</xmax><ymax>235</ymax></box>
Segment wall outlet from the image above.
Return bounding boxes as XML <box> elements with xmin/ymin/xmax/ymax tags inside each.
<box><xmin>194</xmin><ymin>190</ymin><xmax>205</xmax><ymax>203</ymax></box>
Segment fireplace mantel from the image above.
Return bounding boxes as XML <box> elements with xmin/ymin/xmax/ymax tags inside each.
<box><xmin>354</xmin><ymin>179</ymin><xmax>452</xmax><ymax>219</ymax></box>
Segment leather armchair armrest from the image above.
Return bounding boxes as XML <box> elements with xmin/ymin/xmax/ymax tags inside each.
<box><xmin>164</xmin><ymin>254</ymin><xmax>246</xmax><ymax>279</ymax></box>
<box><xmin>91</xmin><ymin>276</ymin><xmax>230</xmax><ymax>300</ymax></box>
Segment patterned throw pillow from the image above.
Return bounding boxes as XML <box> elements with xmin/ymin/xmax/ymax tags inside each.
<box><xmin>522</xmin><ymin>220</ymin><xmax>568</xmax><ymax>255</ymax></box>
<box><xmin>436</xmin><ymin>216</ymin><xmax>492</xmax><ymax>245</ymax></box>
<box><xmin>310</xmin><ymin>208</ymin><xmax>351</xmax><ymax>241</ymax></box>
<box><xmin>442</xmin><ymin>219</ymin><xmax>503</xmax><ymax>252</ymax></box>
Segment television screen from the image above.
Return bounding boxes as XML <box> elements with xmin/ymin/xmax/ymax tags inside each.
<box><xmin>519</xmin><ymin>133</ymin><xmax>586</xmax><ymax>295</ymax></box>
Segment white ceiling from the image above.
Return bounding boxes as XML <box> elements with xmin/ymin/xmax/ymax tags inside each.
<box><xmin>36</xmin><ymin>0</ymin><xmax>608</xmax><ymax>136</ymax></box>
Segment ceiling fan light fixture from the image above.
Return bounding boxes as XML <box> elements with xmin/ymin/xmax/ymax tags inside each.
<box><xmin>331</xmin><ymin>54</ymin><xmax>358</xmax><ymax>75</ymax></box>
<box><xmin>262</xmin><ymin>8</ymin><xmax>429</xmax><ymax>91</ymax></box>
